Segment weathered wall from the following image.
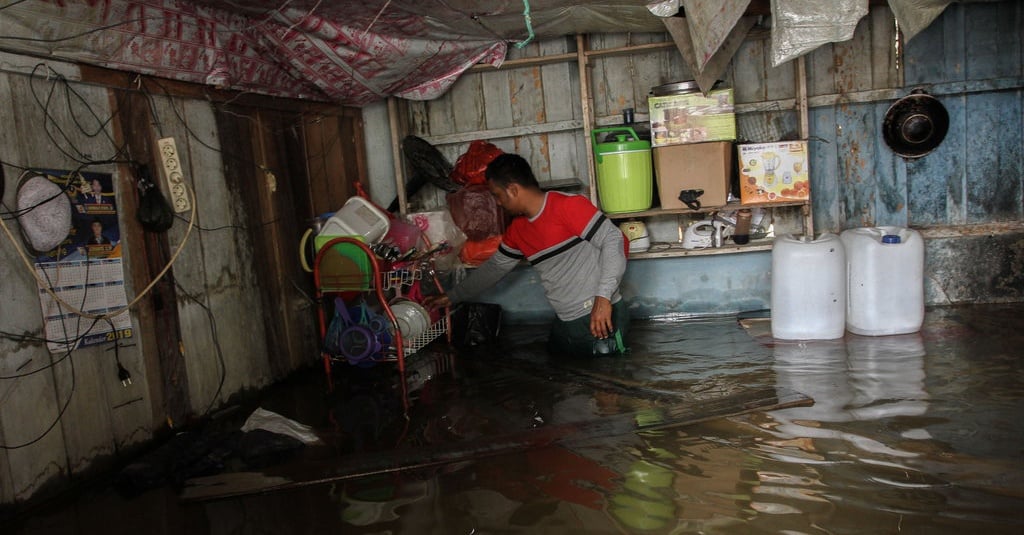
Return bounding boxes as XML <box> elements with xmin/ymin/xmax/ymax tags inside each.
<box><xmin>0</xmin><ymin>52</ymin><xmax>344</xmax><ymax>505</ymax></box>
<box><xmin>370</xmin><ymin>1</ymin><xmax>1023</xmax><ymax>321</ymax></box>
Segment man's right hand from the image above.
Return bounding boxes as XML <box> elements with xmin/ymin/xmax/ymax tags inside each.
<box><xmin>422</xmin><ymin>294</ymin><xmax>451</xmax><ymax>309</ymax></box>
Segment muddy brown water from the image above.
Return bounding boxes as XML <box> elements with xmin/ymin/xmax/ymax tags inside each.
<box><xmin>8</xmin><ymin>304</ymin><xmax>1024</xmax><ymax>534</ymax></box>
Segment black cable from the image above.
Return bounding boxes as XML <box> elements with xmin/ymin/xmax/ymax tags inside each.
<box><xmin>171</xmin><ymin>212</ymin><xmax>280</xmax><ymax>232</ymax></box>
<box><xmin>0</xmin><ymin>263</ymin><xmax>91</xmax><ymax>450</ymax></box>
<box><xmin>0</xmin><ymin>343</ymin><xmax>77</xmax><ymax>450</ymax></box>
<box><xmin>173</xmin><ymin>280</ymin><xmax>227</xmax><ymax>417</ymax></box>
<box><xmin>0</xmin><ymin>0</ymin><xmax>30</xmax><ymax>12</ymax></box>
<box><xmin>103</xmin><ymin>318</ymin><xmax>133</xmax><ymax>386</ymax></box>
<box><xmin>28</xmin><ymin>65</ymin><xmax>133</xmax><ymax>166</ymax></box>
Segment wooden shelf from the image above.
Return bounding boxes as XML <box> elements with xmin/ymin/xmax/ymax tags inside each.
<box><xmin>627</xmin><ymin>240</ymin><xmax>774</xmax><ymax>260</ymax></box>
<box><xmin>605</xmin><ymin>200</ymin><xmax>809</xmax><ymax>220</ymax></box>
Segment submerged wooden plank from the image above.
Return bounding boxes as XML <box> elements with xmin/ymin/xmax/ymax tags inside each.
<box><xmin>180</xmin><ymin>386</ymin><xmax>812</xmax><ymax>502</ymax></box>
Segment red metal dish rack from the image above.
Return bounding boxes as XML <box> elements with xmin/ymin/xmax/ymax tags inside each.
<box><xmin>312</xmin><ymin>236</ymin><xmax>451</xmax><ymax>414</ymax></box>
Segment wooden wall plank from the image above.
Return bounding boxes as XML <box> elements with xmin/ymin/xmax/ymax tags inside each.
<box><xmin>589</xmin><ymin>33</ymin><xmax>633</xmax><ymax>121</ymax></box>
<box><xmin>904</xmin><ymin>3</ymin><xmax>965</xmax><ymax>85</ymax></box>
<box><xmin>733</xmin><ymin>38</ymin><xmax>767</xmax><ymax>104</ymax></box>
<box><xmin>540</xmin><ymin>37</ymin><xmax>579</xmax><ymax>183</ymax></box>
<box><xmin>965</xmin><ymin>1</ymin><xmax>1022</xmax><ymax>80</ymax></box>
<box><xmin>509</xmin><ymin>63</ymin><xmax>549</xmax><ymax>181</ymax></box>
<box><xmin>870</xmin><ymin>101</ymin><xmax>907</xmax><ymax>226</ymax></box>
<box><xmin>425</xmin><ymin>95</ymin><xmax>455</xmax><ymax>138</ymax></box>
<box><xmin>907</xmin><ymin>97</ymin><xmax>961</xmax><ymax>225</ymax></box>
<box><xmin>906</xmin><ymin>94</ymin><xmax>967</xmax><ymax>226</ymax></box>
<box><xmin>834</xmin><ymin>17</ymin><xmax>874</xmax><ymax>94</ymax></box>
<box><xmin>147</xmin><ymin>94</ymin><xmax>220</xmax><ymax>417</ymax></box>
<box><xmin>481</xmin><ymin>68</ymin><xmax>514</xmax><ymax>130</ymax></box>
<box><xmin>869</xmin><ymin>6</ymin><xmax>898</xmax><ymax>90</ymax></box>
<box><xmin>965</xmin><ymin>91</ymin><xmax>1023</xmax><ymax>223</ymax></box>
<box><xmin>835</xmin><ymin>102</ymin><xmax>877</xmax><ymax>227</ymax></box>
<box><xmin>450</xmin><ymin>72</ymin><xmax>486</xmax><ymax>133</ymax></box>
<box><xmin>805</xmin><ymin>43</ymin><xmax>837</xmax><ymax>97</ymax></box>
<box><xmin>809</xmin><ymin>106</ymin><xmax>842</xmax><ymax>230</ymax></box>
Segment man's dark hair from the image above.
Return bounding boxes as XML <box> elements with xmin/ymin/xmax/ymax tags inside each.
<box><xmin>485</xmin><ymin>153</ymin><xmax>540</xmax><ymax>190</ymax></box>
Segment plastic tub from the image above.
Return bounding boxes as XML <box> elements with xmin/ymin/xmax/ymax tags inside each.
<box><xmin>316</xmin><ymin>196</ymin><xmax>390</xmax><ymax>250</ymax></box>
<box><xmin>840</xmin><ymin>226</ymin><xmax>924</xmax><ymax>336</ymax></box>
<box><xmin>591</xmin><ymin>126</ymin><xmax>653</xmax><ymax>213</ymax></box>
<box><xmin>771</xmin><ymin>233</ymin><xmax>846</xmax><ymax>340</ymax></box>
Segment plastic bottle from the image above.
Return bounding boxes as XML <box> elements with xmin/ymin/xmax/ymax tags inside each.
<box><xmin>733</xmin><ymin>209</ymin><xmax>752</xmax><ymax>245</ymax></box>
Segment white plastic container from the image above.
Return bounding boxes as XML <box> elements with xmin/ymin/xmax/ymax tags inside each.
<box><xmin>771</xmin><ymin>233</ymin><xmax>846</xmax><ymax>340</ymax></box>
<box><xmin>840</xmin><ymin>226</ymin><xmax>924</xmax><ymax>336</ymax></box>
<box><xmin>316</xmin><ymin>196</ymin><xmax>390</xmax><ymax>251</ymax></box>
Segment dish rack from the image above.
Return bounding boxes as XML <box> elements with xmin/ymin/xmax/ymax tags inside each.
<box><xmin>312</xmin><ymin>236</ymin><xmax>451</xmax><ymax>410</ymax></box>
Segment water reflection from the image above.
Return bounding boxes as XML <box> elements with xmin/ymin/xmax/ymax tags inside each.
<box><xmin>769</xmin><ymin>333</ymin><xmax>928</xmax><ymax>455</ymax></box>
<box><xmin>9</xmin><ymin>307</ymin><xmax>1024</xmax><ymax>534</ymax></box>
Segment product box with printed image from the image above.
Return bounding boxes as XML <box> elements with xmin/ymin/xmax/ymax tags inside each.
<box><xmin>737</xmin><ymin>141</ymin><xmax>810</xmax><ymax>204</ymax></box>
<box><xmin>653</xmin><ymin>141</ymin><xmax>732</xmax><ymax>210</ymax></box>
<box><xmin>648</xmin><ymin>88</ymin><xmax>736</xmax><ymax>147</ymax></box>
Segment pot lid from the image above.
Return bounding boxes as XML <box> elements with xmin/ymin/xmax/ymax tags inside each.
<box><xmin>882</xmin><ymin>89</ymin><xmax>949</xmax><ymax>159</ymax></box>
<box><xmin>592</xmin><ymin>126</ymin><xmax>650</xmax><ymax>152</ymax></box>
<box><xmin>651</xmin><ymin>80</ymin><xmax>700</xmax><ymax>96</ymax></box>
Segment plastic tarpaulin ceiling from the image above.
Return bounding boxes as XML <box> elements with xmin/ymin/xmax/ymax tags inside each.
<box><xmin>0</xmin><ymin>0</ymin><xmax>974</xmax><ymax>106</ymax></box>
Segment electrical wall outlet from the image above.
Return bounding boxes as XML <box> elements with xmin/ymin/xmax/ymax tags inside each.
<box><xmin>157</xmin><ymin>137</ymin><xmax>191</xmax><ymax>213</ymax></box>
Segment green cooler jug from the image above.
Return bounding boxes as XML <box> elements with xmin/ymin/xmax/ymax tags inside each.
<box><xmin>591</xmin><ymin>127</ymin><xmax>653</xmax><ymax>213</ymax></box>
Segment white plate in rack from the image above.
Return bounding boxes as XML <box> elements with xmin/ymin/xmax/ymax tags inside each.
<box><xmin>390</xmin><ymin>298</ymin><xmax>431</xmax><ymax>342</ymax></box>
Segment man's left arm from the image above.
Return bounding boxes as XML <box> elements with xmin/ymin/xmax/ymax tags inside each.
<box><xmin>589</xmin><ymin>215</ymin><xmax>627</xmax><ymax>338</ymax></box>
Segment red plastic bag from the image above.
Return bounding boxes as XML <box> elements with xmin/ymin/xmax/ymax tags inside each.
<box><xmin>446</xmin><ymin>184</ymin><xmax>506</xmax><ymax>241</ymax></box>
<box><xmin>450</xmin><ymin>140</ymin><xmax>503</xmax><ymax>186</ymax></box>
<box><xmin>459</xmin><ymin>235</ymin><xmax>503</xmax><ymax>266</ymax></box>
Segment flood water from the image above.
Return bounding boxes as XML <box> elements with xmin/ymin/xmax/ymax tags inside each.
<box><xmin>7</xmin><ymin>303</ymin><xmax>1024</xmax><ymax>534</ymax></box>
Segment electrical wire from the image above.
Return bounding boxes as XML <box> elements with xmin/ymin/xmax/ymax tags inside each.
<box><xmin>0</xmin><ymin>263</ymin><xmax>96</xmax><ymax>450</ymax></box>
<box><xmin>0</xmin><ymin>180</ymin><xmax>197</xmax><ymax>321</ymax></box>
<box><xmin>173</xmin><ymin>281</ymin><xmax>227</xmax><ymax>417</ymax></box>
<box><xmin>0</xmin><ymin>344</ymin><xmax>77</xmax><ymax>450</ymax></box>
<box><xmin>0</xmin><ymin>56</ymin><xmax>333</xmax><ymax>446</ymax></box>
<box><xmin>27</xmin><ymin>64</ymin><xmax>131</xmax><ymax>166</ymax></box>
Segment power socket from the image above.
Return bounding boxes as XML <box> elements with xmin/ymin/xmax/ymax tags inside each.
<box><xmin>157</xmin><ymin>137</ymin><xmax>191</xmax><ymax>213</ymax></box>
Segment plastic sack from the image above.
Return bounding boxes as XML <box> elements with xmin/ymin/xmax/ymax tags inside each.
<box><xmin>450</xmin><ymin>140</ymin><xmax>504</xmax><ymax>186</ymax></box>
<box><xmin>241</xmin><ymin>407</ymin><xmax>322</xmax><ymax>445</ymax></box>
<box><xmin>887</xmin><ymin>0</ymin><xmax>953</xmax><ymax>42</ymax></box>
<box><xmin>408</xmin><ymin>210</ymin><xmax>467</xmax><ymax>271</ymax></box>
<box><xmin>459</xmin><ymin>235</ymin><xmax>502</xmax><ymax>266</ymax></box>
<box><xmin>447</xmin><ymin>184</ymin><xmax>505</xmax><ymax>241</ymax></box>
<box><xmin>771</xmin><ymin>0</ymin><xmax>868</xmax><ymax>67</ymax></box>
<box><xmin>136</xmin><ymin>169</ymin><xmax>174</xmax><ymax>233</ymax></box>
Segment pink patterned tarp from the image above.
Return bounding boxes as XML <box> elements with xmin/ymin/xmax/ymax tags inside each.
<box><xmin>0</xmin><ymin>0</ymin><xmax>673</xmax><ymax>105</ymax></box>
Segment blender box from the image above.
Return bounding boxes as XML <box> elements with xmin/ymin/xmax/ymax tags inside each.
<box><xmin>648</xmin><ymin>88</ymin><xmax>736</xmax><ymax>147</ymax></box>
<box><xmin>737</xmin><ymin>141</ymin><xmax>810</xmax><ymax>204</ymax></box>
<box><xmin>652</xmin><ymin>141</ymin><xmax>731</xmax><ymax>210</ymax></box>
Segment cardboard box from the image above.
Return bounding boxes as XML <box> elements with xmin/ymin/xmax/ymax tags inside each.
<box><xmin>653</xmin><ymin>142</ymin><xmax>732</xmax><ymax>210</ymax></box>
<box><xmin>737</xmin><ymin>141</ymin><xmax>810</xmax><ymax>204</ymax></box>
<box><xmin>648</xmin><ymin>88</ymin><xmax>736</xmax><ymax>147</ymax></box>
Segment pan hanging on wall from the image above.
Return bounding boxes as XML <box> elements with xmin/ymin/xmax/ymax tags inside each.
<box><xmin>882</xmin><ymin>88</ymin><xmax>949</xmax><ymax>159</ymax></box>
